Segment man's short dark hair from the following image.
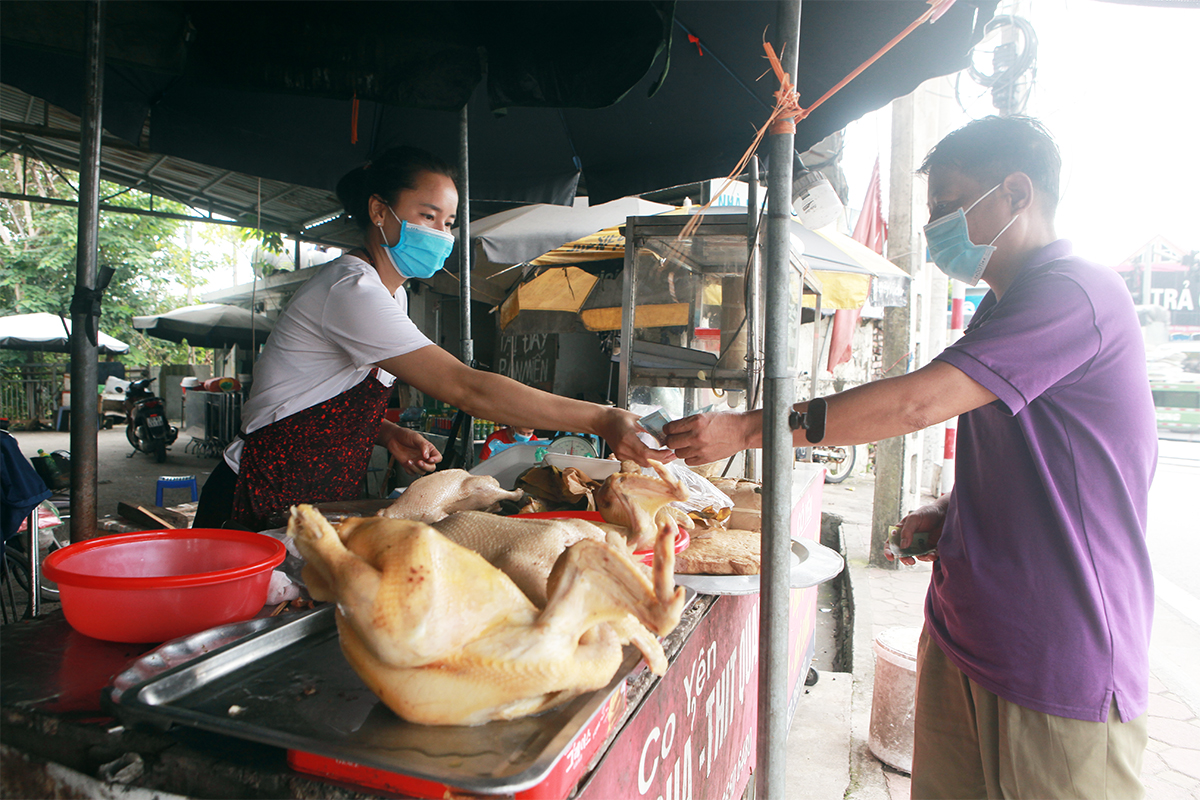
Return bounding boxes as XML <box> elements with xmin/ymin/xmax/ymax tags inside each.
<box><xmin>919</xmin><ymin>116</ymin><xmax>1061</xmax><ymax>215</ymax></box>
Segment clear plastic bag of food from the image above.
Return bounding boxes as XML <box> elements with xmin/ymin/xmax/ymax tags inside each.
<box><xmin>639</xmin><ymin>459</ymin><xmax>733</xmax><ymax>515</ymax></box>
<box><xmin>628</xmin><ymin>403</ymin><xmax>733</xmax><ymax>514</ymax></box>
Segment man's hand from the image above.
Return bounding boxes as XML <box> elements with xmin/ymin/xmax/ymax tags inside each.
<box><xmin>379</xmin><ymin>422</ymin><xmax>442</xmax><ymax>475</ymax></box>
<box><xmin>596</xmin><ymin>407</ymin><xmax>674</xmax><ymax>466</ymax></box>
<box><xmin>664</xmin><ymin>410</ymin><xmax>754</xmax><ymax>466</ymax></box>
<box><xmin>884</xmin><ymin>497</ymin><xmax>948</xmax><ymax>566</ymax></box>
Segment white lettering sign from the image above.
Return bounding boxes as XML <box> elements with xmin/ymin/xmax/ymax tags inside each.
<box><xmin>1149</xmin><ymin>282</ymin><xmax>1196</xmax><ymax>312</ymax></box>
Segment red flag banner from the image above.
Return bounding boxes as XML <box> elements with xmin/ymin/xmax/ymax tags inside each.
<box><xmin>828</xmin><ymin>157</ymin><xmax>886</xmax><ymax>372</ymax></box>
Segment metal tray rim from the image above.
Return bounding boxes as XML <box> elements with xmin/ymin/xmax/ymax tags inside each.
<box><xmin>108</xmin><ymin>604</ymin><xmax>640</xmax><ymax>795</ymax></box>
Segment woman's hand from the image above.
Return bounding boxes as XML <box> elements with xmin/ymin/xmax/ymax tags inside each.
<box><xmin>596</xmin><ymin>407</ymin><xmax>674</xmax><ymax>466</ymax></box>
<box><xmin>884</xmin><ymin>497</ymin><xmax>948</xmax><ymax>566</ymax></box>
<box><xmin>378</xmin><ymin>421</ymin><xmax>442</xmax><ymax>475</ymax></box>
<box><xmin>663</xmin><ymin>411</ymin><xmax>755</xmax><ymax>467</ymax></box>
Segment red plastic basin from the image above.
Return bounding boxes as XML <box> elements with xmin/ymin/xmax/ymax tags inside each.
<box><xmin>516</xmin><ymin>510</ymin><xmax>690</xmax><ymax>565</ymax></box>
<box><xmin>42</xmin><ymin>529</ymin><xmax>286</xmax><ymax>643</ymax></box>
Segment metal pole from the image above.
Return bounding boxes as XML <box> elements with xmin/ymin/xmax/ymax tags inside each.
<box><xmin>810</xmin><ymin>292</ymin><xmax>822</xmax><ymax>403</ymax></box>
<box><xmin>457</xmin><ymin>104</ymin><xmax>474</xmax><ymax>467</ymax></box>
<box><xmin>745</xmin><ymin>156</ymin><xmax>762</xmax><ymax>482</ymax></box>
<box><xmin>28</xmin><ymin>503</ymin><xmax>42</xmax><ymax>617</ymax></box>
<box><xmin>457</xmin><ymin>105</ymin><xmax>473</xmax><ymax>367</ymax></box>
<box><xmin>69</xmin><ymin>0</ymin><xmax>104</xmax><ymax>544</ymax></box>
<box><xmin>756</xmin><ymin>1</ymin><xmax>801</xmax><ymax>797</ymax></box>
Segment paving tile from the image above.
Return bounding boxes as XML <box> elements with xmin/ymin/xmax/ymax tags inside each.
<box><xmin>1150</xmin><ymin>674</ymin><xmax>1170</xmax><ymax>695</ymax></box>
<box><xmin>1151</xmin><ymin>719</ymin><xmax>1200</xmax><ymax>750</ymax></box>
<box><xmin>1159</xmin><ymin>769</ymin><xmax>1200</xmax><ymax>794</ymax></box>
<box><xmin>1152</xmin><ymin>694</ymin><xmax>1198</xmax><ymax>721</ymax></box>
<box><xmin>1161</xmin><ymin>746</ymin><xmax>1200</xmax><ymax>781</ymax></box>
<box><xmin>1148</xmin><ymin>735</ymin><xmax>1172</xmax><ymax>754</ymax></box>
<box><xmin>883</xmin><ymin>768</ymin><xmax>911</xmax><ymax>800</ymax></box>
<box><xmin>1142</xmin><ymin>749</ymin><xmax>1168</xmax><ymax>775</ymax></box>
<box><xmin>1141</xmin><ymin>772</ymin><xmax>1198</xmax><ymax>800</ymax></box>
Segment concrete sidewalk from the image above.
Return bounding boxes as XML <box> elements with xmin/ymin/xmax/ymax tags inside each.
<box><xmin>789</xmin><ymin>474</ymin><xmax>1200</xmax><ymax>800</ymax></box>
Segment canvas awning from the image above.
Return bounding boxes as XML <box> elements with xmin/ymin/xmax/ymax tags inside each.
<box><xmin>515</xmin><ymin>209</ymin><xmax>911</xmax><ymax>322</ymax></box>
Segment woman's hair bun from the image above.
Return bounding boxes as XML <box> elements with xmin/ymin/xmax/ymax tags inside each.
<box><xmin>336</xmin><ymin>147</ymin><xmax>457</xmax><ymax>231</ymax></box>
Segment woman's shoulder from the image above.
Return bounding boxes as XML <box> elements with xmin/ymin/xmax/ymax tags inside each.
<box><xmin>318</xmin><ymin>252</ymin><xmax>372</xmax><ymax>276</ymax></box>
<box><xmin>312</xmin><ymin>253</ymin><xmax>386</xmax><ymax>292</ymax></box>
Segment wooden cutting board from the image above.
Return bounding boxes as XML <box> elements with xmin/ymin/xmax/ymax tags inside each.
<box><xmin>116</xmin><ymin>501</ymin><xmax>188</xmax><ymax>531</ymax></box>
<box><xmin>311</xmin><ymin>499</ymin><xmax>392</xmax><ymax>522</ymax></box>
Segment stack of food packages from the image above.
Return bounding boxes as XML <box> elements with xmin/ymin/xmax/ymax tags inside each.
<box><xmin>673</xmin><ymin>475</ymin><xmax>766</xmax><ymax>576</ymax></box>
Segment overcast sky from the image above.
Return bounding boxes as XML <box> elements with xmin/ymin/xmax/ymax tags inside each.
<box><xmin>844</xmin><ymin>0</ymin><xmax>1199</xmax><ymax>267</ymax></box>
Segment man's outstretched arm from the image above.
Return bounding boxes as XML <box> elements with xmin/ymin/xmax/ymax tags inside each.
<box><xmin>664</xmin><ymin>360</ymin><xmax>997</xmax><ymax>466</ymax></box>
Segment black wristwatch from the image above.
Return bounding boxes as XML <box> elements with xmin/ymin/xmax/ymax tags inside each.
<box><xmin>788</xmin><ymin>397</ymin><xmax>827</xmax><ymax>443</ymax></box>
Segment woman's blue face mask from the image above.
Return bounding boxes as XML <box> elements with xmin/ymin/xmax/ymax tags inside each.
<box><xmin>923</xmin><ymin>183</ymin><xmax>1019</xmax><ymax>286</ymax></box>
<box><xmin>378</xmin><ymin>206</ymin><xmax>454</xmax><ymax>280</ymax></box>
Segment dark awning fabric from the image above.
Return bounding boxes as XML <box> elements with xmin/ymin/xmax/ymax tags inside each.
<box><xmin>2</xmin><ymin>1</ymin><xmax>995</xmax><ymax>206</ymax></box>
<box><xmin>0</xmin><ymin>2</ymin><xmax>673</xmax><ymax>111</ymax></box>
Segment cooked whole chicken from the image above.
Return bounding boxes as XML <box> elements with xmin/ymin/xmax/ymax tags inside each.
<box><xmin>289</xmin><ymin>504</ymin><xmax>685</xmax><ymax>727</ymax></box>
<box><xmin>595</xmin><ymin>459</ymin><xmax>689</xmax><ymax>551</ymax></box>
<box><xmin>378</xmin><ymin>469</ymin><xmax>523</xmax><ymax>523</ymax></box>
<box><xmin>431</xmin><ymin>511</ymin><xmax>610</xmax><ymax>606</ymax></box>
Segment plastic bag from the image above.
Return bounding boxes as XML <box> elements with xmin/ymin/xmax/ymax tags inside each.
<box><xmin>627</xmin><ymin>403</ymin><xmax>734</xmax><ymax>513</ymax></box>
<box><xmin>643</xmin><ymin>460</ymin><xmax>733</xmax><ymax>515</ymax></box>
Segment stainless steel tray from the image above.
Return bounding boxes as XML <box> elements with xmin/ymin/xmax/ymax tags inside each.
<box><xmin>107</xmin><ymin>605</ymin><xmax>641</xmax><ymax>795</ymax></box>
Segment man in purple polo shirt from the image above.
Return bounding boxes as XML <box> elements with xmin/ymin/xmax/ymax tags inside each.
<box><xmin>665</xmin><ymin>116</ymin><xmax>1156</xmax><ymax>798</ymax></box>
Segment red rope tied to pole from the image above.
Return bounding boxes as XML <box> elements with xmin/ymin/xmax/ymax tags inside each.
<box><xmin>350</xmin><ymin>93</ymin><xmax>360</xmax><ymax>145</ymax></box>
<box><xmin>764</xmin><ymin>41</ymin><xmax>801</xmax><ymax>135</ymax></box>
<box><xmin>678</xmin><ymin>38</ymin><xmax>801</xmax><ymax>239</ymax></box>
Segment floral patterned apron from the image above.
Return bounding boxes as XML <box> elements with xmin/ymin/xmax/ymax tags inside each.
<box><xmin>231</xmin><ymin>370</ymin><xmax>391</xmax><ymax>530</ymax></box>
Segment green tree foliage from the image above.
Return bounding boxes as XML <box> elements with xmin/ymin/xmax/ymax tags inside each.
<box><xmin>0</xmin><ymin>153</ymin><xmax>234</xmax><ymax>366</ymax></box>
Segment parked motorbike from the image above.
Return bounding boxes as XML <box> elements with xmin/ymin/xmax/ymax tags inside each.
<box><xmin>122</xmin><ymin>377</ymin><xmax>178</xmax><ymax>462</ymax></box>
<box><xmin>795</xmin><ymin>444</ymin><xmax>857</xmax><ymax>484</ymax></box>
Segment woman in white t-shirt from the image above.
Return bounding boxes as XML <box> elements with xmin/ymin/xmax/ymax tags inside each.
<box><xmin>194</xmin><ymin>146</ymin><xmax>664</xmax><ymax>530</ymax></box>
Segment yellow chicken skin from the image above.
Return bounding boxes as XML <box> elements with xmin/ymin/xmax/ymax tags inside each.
<box><xmin>288</xmin><ymin>504</ymin><xmax>684</xmax><ymax>726</ymax></box>
<box><xmin>594</xmin><ymin>459</ymin><xmax>689</xmax><ymax>551</ymax></box>
<box><xmin>431</xmin><ymin>511</ymin><xmax>611</xmax><ymax>607</ymax></box>
<box><xmin>376</xmin><ymin>469</ymin><xmax>523</xmax><ymax>523</ymax></box>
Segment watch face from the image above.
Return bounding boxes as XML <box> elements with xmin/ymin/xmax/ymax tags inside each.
<box><xmin>547</xmin><ymin>435</ymin><xmax>598</xmax><ymax>458</ymax></box>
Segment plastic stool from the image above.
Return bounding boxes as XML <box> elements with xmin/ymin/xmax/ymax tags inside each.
<box><xmin>156</xmin><ymin>475</ymin><xmax>199</xmax><ymax>507</ymax></box>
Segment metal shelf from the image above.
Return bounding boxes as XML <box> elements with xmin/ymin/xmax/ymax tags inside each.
<box><xmin>628</xmin><ymin>366</ymin><xmax>750</xmax><ymax>390</ymax></box>
<box><xmin>617</xmin><ymin>212</ymin><xmax>822</xmax><ymax>403</ymax></box>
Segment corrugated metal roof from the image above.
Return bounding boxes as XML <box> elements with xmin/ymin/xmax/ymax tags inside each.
<box><xmin>1</xmin><ymin>82</ymin><xmax>360</xmax><ymax>248</ymax></box>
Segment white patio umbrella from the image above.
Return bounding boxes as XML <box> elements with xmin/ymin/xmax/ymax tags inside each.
<box><xmin>429</xmin><ymin>196</ymin><xmax>674</xmax><ymax>305</ymax></box>
<box><xmin>0</xmin><ymin>312</ymin><xmax>130</xmax><ymax>355</ymax></box>
<box><xmin>132</xmin><ymin>303</ymin><xmax>274</xmax><ymax>350</ymax></box>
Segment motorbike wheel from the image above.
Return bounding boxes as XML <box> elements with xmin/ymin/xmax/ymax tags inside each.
<box><xmin>153</xmin><ymin>440</ymin><xmax>167</xmax><ymax>463</ymax></box>
<box><xmin>821</xmin><ymin>445</ymin><xmax>856</xmax><ymax>484</ymax></box>
<box><xmin>126</xmin><ymin>423</ymin><xmax>140</xmax><ymax>450</ymax></box>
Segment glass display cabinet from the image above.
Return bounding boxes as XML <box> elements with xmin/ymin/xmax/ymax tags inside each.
<box><xmin>617</xmin><ymin>212</ymin><xmax>823</xmax><ymax>476</ymax></box>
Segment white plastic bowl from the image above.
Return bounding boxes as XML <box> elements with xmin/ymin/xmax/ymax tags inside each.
<box><xmin>543</xmin><ymin>453</ymin><xmax>621</xmax><ymax>481</ymax></box>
